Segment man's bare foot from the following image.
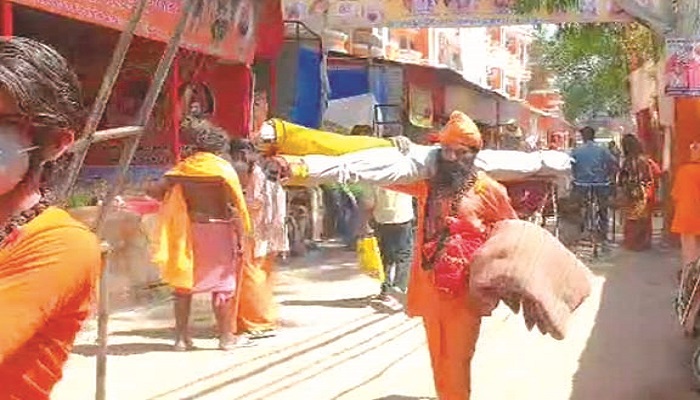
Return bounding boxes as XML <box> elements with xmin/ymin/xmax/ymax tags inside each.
<box><xmin>173</xmin><ymin>337</ymin><xmax>195</xmax><ymax>352</ymax></box>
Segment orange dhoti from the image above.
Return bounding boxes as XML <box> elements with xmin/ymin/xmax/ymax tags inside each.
<box><xmin>423</xmin><ymin>296</ymin><xmax>481</xmax><ymax>400</ymax></box>
<box><xmin>236</xmin><ymin>254</ymin><xmax>278</xmax><ymax>333</ymax></box>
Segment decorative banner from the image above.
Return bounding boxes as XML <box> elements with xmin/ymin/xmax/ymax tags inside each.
<box><xmin>283</xmin><ymin>0</ymin><xmax>631</xmax><ymax>28</ymax></box>
<box><xmin>664</xmin><ymin>38</ymin><xmax>700</xmax><ymax>97</ymax></box>
<box><xmin>12</xmin><ymin>0</ymin><xmax>259</xmax><ymax>62</ymax></box>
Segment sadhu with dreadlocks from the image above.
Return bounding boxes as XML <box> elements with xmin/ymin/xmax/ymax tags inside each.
<box><xmin>0</xmin><ymin>37</ymin><xmax>100</xmax><ymax>398</ymax></box>
<box><xmin>149</xmin><ymin>116</ymin><xmax>253</xmax><ymax>350</ymax></box>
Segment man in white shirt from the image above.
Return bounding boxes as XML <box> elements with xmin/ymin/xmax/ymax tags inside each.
<box><xmin>366</xmin><ymin>187</ymin><xmax>415</xmax><ymax>311</ymax></box>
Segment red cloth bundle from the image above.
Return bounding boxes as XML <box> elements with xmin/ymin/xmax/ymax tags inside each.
<box><xmin>424</xmin><ymin>216</ymin><xmax>486</xmax><ymax>296</ymax></box>
<box><xmin>469</xmin><ymin>220</ymin><xmax>592</xmax><ymax>340</ymax></box>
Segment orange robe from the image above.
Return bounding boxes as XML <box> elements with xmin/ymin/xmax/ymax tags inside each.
<box><xmin>237</xmin><ymin>255</ymin><xmax>277</xmax><ymax>333</ymax></box>
<box><xmin>0</xmin><ymin>207</ymin><xmax>101</xmax><ymax>399</ymax></box>
<box><xmin>236</xmin><ymin>167</ymin><xmax>283</xmax><ymax>333</ymax></box>
<box><xmin>672</xmin><ymin>162</ymin><xmax>700</xmax><ymax>235</ymax></box>
<box><xmin>392</xmin><ymin>172</ymin><xmax>517</xmax><ymax>400</ymax></box>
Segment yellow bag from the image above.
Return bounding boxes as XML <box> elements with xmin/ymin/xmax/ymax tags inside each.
<box><xmin>356</xmin><ymin>236</ymin><xmax>385</xmax><ymax>282</ymax></box>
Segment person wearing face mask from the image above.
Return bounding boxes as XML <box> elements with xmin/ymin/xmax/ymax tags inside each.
<box><xmin>0</xmin><ymin>37</ymin><xmax>101</xmax><ymax>399</ymax></box>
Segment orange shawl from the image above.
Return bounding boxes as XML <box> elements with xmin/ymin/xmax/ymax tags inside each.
<box><xmin>0</xmin><ymin>207</ymin><xmax>101</xmax><ymax>399</ymax></box>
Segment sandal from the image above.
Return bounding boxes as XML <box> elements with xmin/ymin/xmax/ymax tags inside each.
<box><xmin>245</xmin><ymin>330</ymin><xmax>277</xmax><ymax>340</ymax></box>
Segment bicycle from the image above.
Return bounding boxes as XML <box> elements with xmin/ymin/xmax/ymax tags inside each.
<box><xmin>574</xmin><ymin>182</ymin><xmax>610</xmax><ymax>258</ymax></box>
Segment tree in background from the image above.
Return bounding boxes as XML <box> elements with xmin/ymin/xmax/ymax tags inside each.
<box><xmin>529</xmin><ymin>22</ymin><xmax>660</xmax><ymax>124</ymax></box>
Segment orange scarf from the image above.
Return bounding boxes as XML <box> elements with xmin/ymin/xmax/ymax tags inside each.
<box><xmin>153</xmin><ymin>152</ymin><xmax>251</xmax><ymax>290</ymax></box>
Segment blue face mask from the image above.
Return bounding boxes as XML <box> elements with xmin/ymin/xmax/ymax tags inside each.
<box><xmin>0</xmin><ymin>125</ymin><xmax>36</xmax><ymax>196</ymax></box>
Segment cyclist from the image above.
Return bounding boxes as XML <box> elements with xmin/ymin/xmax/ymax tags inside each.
<box><xmin>570</xmin><ymin>126</ymin><xmax>619</xmax><ymax>244</ymax></box>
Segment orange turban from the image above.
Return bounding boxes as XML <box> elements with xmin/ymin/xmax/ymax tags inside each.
<box><xmin>437</xmin><ymin>111</ymin><xmax>482</xmax><ymax>149</ymax></box>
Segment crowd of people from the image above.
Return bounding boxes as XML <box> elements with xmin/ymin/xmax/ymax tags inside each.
<box><xmin>0</xmin><ymin>35</ymin><xmax>698</xmax><ymax>400</ymax></box>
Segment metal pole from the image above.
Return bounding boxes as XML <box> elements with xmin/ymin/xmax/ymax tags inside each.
<box><xmin>60</xmin><ymin>0</ymin><xmax>150</xmax><ymax>202</ymax></box>
<box><xmin>93</xmin><ymin>0</ymin><xmax>197</xmax><ymax>235</ymax></box>
<box><xmin>95</xmin><ymin>242</ymin><xmax>112</xmax><ymax>400</ymax></box>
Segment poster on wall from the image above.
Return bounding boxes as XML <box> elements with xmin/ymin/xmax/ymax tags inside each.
<box><xmin>664</xmin><ymin>38</ymin><xmax>700</xmax><ymax>97</ymax></box>
<box><xmin>12</xmin><ymin>0</ymin><xmax>260</xmax><ymax>62</ymax></box>
<box><xmin>409</xmin><ymin>85</ymin><xmax>433</xmax><ymax>128</ymax></box>
<box><xmin>283</xmin><ymin>0</ymin><xmax>631</xmax><ymax>28</ymax></box>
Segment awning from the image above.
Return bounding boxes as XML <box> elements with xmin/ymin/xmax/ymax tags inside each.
<box><xmin>11</xmin><ymin>0</ymin><xmax>284</xmax><ymax>63</ymax></box>
<box><xmin>445</xmin><ymin>85</ymin><xmax>498</xmax><ymax>125</ymax></box>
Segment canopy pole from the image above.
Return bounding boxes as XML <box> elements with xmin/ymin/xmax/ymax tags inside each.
<box><xmin>171</xmin><ymin>54</ymin><xmax>182</xmax><ymax>161</ymax></box>
<box><xmin>90</xmin><ymin>1</ymin><xmax>195</xmax><ymax>399</ymax></box>
<box><xmin>92</xmin><ymin>0</ymin><xmax>197</xmax><ymax>235</ymax></box>
<box><xmin>95</xmin><ymin>243</ymin><xmax>112</xmax><ymax>400</ymax></box>
<box><xmin>1</xmin><ymin>0</ymin><xmax>12</xmax><ymax>36</ymax></box>
<box><xmin>60</xmin><ymin>0</ymin><xmax>151</xmax><ymax>202</ymax></box>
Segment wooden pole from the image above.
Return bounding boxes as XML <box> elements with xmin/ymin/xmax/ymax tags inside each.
<box><xmin>171</xmin><ymin>54</ymin><xmax>182</xmax><ymax>161</ymax></box>
<box><xmin>95</xmin><ymin>242</ymin><xmax>112</xmax><ymax>400</ymax></box>
<box><xmin>92</xmin><ymin>0</ymin><xmax>197</xmax><ymax>235</ymax></box>
<box><xmin>60</xmin><ymin>0</ymin><xmax>151</xmax><ymax>202</ymax></box>
<box><xmin>86</xmin><ymin>1</ymin><xmax>195</xmax><ymax>399</ymax></box>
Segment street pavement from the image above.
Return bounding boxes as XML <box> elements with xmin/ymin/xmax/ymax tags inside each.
<box><xmin>53</xmin><ymin>242</ymin><xmax>700</xmax><ymax>400</ymax></box>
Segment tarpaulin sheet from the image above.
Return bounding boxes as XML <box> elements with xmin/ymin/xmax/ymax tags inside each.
<box><xmin>328</xmin><ymin>66</ymin><xmax>370</xmax><ymax>100</ymax></box>
<box><xmin>324</xmin><ymin>93</ymin><xmax>378</xmax><ymax>129</ymax></box>
<box><xmin>290</xmin><ymin>47</ymin><xmax>323</xmax><ymax>128</ymax></box>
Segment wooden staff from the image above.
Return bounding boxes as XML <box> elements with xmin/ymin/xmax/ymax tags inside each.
<box><xmin>92</xmin><ymin>4</ymin><xmax>196</xmax><ymax>397</ymax></box>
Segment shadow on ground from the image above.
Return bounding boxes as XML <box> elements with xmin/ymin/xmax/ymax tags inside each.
<box><xmin>570</xmin><ymin>247</ymin><xmax>700</xmax><ymax>400</ymax></box>
<box><xmin>71</xmin><ymin>343</ymin><xmax>190</xmax><ymax>356</ymax></box>
<box><xmin>282</xmin><ymin>296</ymin><xmax>374</xmax><ymax>309</ymax></box>
<box><xmin>109</xmin><ymin>325</ymin><xmax>216</xmax><ymax>341</ymax></box>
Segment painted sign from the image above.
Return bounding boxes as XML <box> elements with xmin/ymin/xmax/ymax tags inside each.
<box><xmin>409</xmin><ymin>84</ymin><xmax>433</xmax><ymax>127</ymax></box>
<box><xmin>12</xmin><ymin>0</ymin><xmax>259</xmax><ymax>62</ymax></box>
<box><xmin>283</xmin><ymin>0</ymin><xmax>631</xmax><ymax>28</ymax></box>
<box><xmin>664</xmin><ymin>38</ymin><xmax>700</xmax><ymax>97</ymax></box>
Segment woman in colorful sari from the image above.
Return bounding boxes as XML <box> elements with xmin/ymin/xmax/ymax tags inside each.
<box><xmin>618</xmin><ymin>134</ymin><xmax>660</xmax><ymax>251</ymax></box>
<box><xmin>672</xmin><ymin>141</ymin><xmax>700</xmax><ymax>267</ymax></box>
<box><xmin>0</xmin><ymin>37</ymin><xmax>102</xmax><ymax>399</ymax></box>
<box><xmin>150</xmin><ymin>117</ymin><xmax>252</xmax><ymax>350</ymax></box>
<box><xmin>230</xmin><ymin>139</ymin><xmax>288</xmax><ymax>339</ymax></box>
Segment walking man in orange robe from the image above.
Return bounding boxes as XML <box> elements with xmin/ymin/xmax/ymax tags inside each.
<box><xmin>261</xmin><ymin>111</ymin><xmax>518</xmax><ymax>399</ymax></box>
<box><xmin>389</xmin><ymin>111</ymin><xmax>517</xmax><ymax>399</ymax></box>
<box><xmin>0</xmin><ymin>37</ymin><xmax>102</xmax><ymax>399</ymax></box>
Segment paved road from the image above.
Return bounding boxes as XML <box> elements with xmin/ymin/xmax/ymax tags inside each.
<box><xmin>53</xmin><ymin>245</ymin><xmax>700</xmax><ymax>400</ymax></box>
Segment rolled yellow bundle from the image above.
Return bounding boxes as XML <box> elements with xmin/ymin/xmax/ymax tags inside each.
<box><xmin>261</xmin><ymin>118</ymin><xmax>392</xmax><ymax>156</ymax></box>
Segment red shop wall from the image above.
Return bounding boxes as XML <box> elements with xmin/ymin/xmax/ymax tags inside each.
<box><xmin>200</xmin><ymin>62</ymin><xmax>252</xmax><ymax>138</ymax></box>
